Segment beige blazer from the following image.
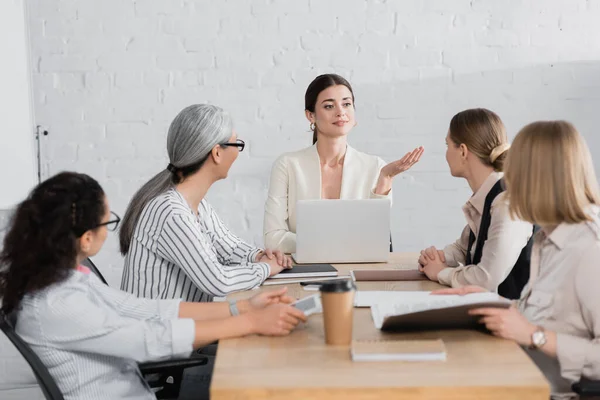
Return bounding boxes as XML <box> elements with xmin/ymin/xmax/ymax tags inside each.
<box><xmin>439</xmin><ymin>171</ymin><xmax>533</xmax><ymax>291</ymax></box>
<box><xmin>263</xmin><ymin>144</ymin><xmax>391</xmax><ymax>253</ymax></box>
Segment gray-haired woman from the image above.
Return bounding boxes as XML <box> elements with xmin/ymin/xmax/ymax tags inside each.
<box><xmin>119</xmin><ymin>104</ymin><xmax>292</xmax><ymax>303</ymax></box>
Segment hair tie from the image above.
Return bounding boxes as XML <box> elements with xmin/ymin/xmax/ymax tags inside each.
<box><xmin>490</xmin><ymin>143</ymin><xmax>511</xmax><ymax>163</ymax></box>
<box><xmin>166</xmin><ymin>163</ymin><xmax>178</xmax><ymax>173</ymax></box>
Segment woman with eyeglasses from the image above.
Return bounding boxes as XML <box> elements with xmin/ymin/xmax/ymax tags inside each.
<box><xmin>263</xmin><ymin>74</ymin><xmax>424</xmax><ymax>253</ymax></box>
<box><xmin>0</xmin><ymin>171</ymin><xmax>306</xmax><ymax>400</ymax></box>
<box><xmin>120</xmin><ymin>104</ymin><xmax>292</xmax><ymax>303</ymax></box>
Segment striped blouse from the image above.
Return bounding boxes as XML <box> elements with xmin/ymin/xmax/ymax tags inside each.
<box><xmin>16</xmin><ymin>267</ymin><xmax>195</xmax><ymax>400</ymax></box>
<box><xmin>121</xmin><ymin>189</ymin><xmax>270</xmax><ymax>302</ymax></box>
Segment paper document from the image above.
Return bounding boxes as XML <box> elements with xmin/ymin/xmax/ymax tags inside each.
<box><xmin>371</xmin><ymin>292</ymin><xmax>509</xmax><ymax>330</ymax></box>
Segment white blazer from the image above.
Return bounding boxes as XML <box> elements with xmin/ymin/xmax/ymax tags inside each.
<box><xmin>263</xmin><ymin>144</ymin><xmax>391</xmax><ymax>253</ymax></box>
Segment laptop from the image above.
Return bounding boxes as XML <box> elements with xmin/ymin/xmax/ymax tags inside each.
<box><xmin>293</xmin><ymin>199</ymin><xmax>391</xmax><ymax>264</ymax></box>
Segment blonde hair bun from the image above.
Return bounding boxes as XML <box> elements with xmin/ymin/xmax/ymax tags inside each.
<box><xmin>489</xmin><ymin>143</ymin><xmax>511</xmax><ymax>163</ymax></box>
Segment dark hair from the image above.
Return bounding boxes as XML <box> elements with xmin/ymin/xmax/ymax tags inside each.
<box><xmin>0</xmin><ymin>172</ymin><xmax>105</xmax><ymax>315</ymax></box>
<box><xmin>448</xmin><ymin>108</ymin><xmax>509</xmax><ymax>172</ymax></box>
<box><xmin>304</xmin><ymin>74</ymin><xmax>355</xmax><ymax>145</ymax></box>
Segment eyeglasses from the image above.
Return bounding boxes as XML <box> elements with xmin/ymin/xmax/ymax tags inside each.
<box><xmin>93</xmin><ymin>211</ymin><xmax>121</xmax><ymax>232</ymax></box>
<box><xmin>219</xmin><ymin>139</ymin><xmax>245</xmax><ymax>152</ymax></box>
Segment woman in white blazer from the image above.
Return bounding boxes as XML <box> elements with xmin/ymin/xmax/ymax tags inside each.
<box><xmin>264</xmin><ymin>74</ymin><xmax>424</xmax><ymax>253</ymax></box>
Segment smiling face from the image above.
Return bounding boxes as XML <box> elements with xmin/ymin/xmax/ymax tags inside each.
<box><xmin>306</xmin><ymin>85</ymin><xmax>356</xmax><ymax>140</ymax></box>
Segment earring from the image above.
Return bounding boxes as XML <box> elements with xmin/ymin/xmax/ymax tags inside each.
<box><xmin>310</xmin><ymin>122</ymin><xmax>316</xmax><ymax>131</ymax></box>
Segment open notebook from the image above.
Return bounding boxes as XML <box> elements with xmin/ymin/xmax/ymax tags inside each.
<box><xmin>351</xmin><ymin>339</ymin><xmax>447</xmax><ymax>362</ymax></box>
<box><xmin>371</xmin><ymin>292</ymin><xmax>511</xmax><ymax>331</ymax></box>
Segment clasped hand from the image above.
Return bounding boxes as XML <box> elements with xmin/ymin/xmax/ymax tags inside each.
<box><xmin>418</xmin><ymin>245</ymin><xmax>448</xmax><ymax>281</ymax></box>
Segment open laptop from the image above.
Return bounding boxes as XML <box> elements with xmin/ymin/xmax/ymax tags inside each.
<box><xmin>292</xmin><ymin>199</ymin><xmax>391</xmax><ymax>264</ymax></box>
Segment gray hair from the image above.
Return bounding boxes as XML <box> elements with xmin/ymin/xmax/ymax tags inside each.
<box><xmin>119</xmin><ymin>104</ymin><xmax>233</xmax><ymax>254</ymax></box>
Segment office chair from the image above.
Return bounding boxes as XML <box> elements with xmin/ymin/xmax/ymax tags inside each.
<box><xmin>573</xmin><ymin>379</ymin><xmax>600</xmax><ymax>399</ymax></box>
<box><xmin>0</xmin><ymin>313</ymin><xmax>64</xmax><ymax>400</ymax></box>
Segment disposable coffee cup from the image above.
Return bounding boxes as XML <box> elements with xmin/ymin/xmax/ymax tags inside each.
<box><xmin>319</xmin><ymin>279</ymin><xmax>356</xmax><ymax>346</ymax></box>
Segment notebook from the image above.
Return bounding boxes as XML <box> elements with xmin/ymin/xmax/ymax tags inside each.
<box><xmin>351</xmin><ymin>339</ymin><xmax>447</xmax><ymax>362</ymax></box>
<box><xmin>268</xmin><ymin>264</ymin><xmax>338</xmax><ymax>279</ymax></box>
<box><xmin>371</xmin><ymin>292</ymin><xmax>511</xmax><ymax>331</ymax></box>
<box><xmin>263</xmin><ymin>276</ymin><xmax>348</xmax><ymax>286</ymax></box>
<box><xmin>351</xmin><ymin>269</ymin><xmax>427</xmax><ymax>282</ymax></box>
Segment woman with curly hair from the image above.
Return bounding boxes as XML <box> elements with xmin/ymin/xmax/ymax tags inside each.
<box><xmin>0</xmin><ymin>171</ymin><xmax>305</xmax><ymax>400</ymax></box>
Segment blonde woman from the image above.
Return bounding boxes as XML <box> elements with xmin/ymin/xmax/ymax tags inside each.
<box><xmin>419</xmin><ymin>108</ymin><xmax>533</xmax><ymax>299</ymax></box>
<box><xmin>436</xmin><ymin>121</ymin><xmax>600</xmax><ymax>399</ymax></box>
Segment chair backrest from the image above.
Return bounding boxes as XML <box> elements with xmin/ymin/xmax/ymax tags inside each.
<box><xmin>80</xmin><ymin>257</ymin><xmax>108</xmax><ymax>285</ymax></box>
<box><xmin>0</xmin><ymin>313</ymin><xmax>64</xmax><ymax>400</ymax></box>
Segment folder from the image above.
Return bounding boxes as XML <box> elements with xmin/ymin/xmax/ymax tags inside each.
<box><xmin>371</xmin><ymin>292</ymin><xmax>511</xmax><ymax>331</ymax></box>
<box><xmin>351</xmin><ymin>269</ymin><xmax>428</xmax><ymax>282</ymax></box>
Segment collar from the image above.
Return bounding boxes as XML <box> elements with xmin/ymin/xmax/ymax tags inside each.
<box><xmin>170</xmin><ymin>188</ymin><xmax>197</xmax><ymax>216</ymax></box>
<box><xmin>76</xmin><ymin>265</ymin><xmax>91</xmax><ymax>274</ymax></box>
<box><xmin>467</xmin><ymin>171</ymin><xmax>503</xmax><ymax>215</ymax></box>
<box><xmin>309</xmin><ymin>143</ymin><xmax>355</xmax><ymax>163</ymax></box>
<box><xmin>538</xmin><ymin>206</ymin><xmax>600</xmax><ymax>250</ymax></box>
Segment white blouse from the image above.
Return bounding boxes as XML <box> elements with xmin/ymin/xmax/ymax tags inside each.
<box><xmin>17</xmin><ymin>267</ymin><xmax>194</xmax><ymax>400</ymax></box>
<box><xmin>264</xmin><ymin>144</ymin><xmax>391</xmax><ymax>253</ymax></box>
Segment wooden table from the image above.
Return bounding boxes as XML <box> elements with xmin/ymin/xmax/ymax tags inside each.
<box><xmin>211</xmin><ymin>253</ymin><xmax>550</xmax><ymax>400</ymax></box>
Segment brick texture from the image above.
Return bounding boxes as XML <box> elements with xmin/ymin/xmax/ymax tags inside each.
<box><xmin>21</xmin><ymin>0</ymin><xmax>600</xmax><ymax>287</ymax></box>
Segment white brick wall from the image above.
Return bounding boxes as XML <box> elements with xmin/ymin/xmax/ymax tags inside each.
<box><xmin>23</xmin><ymin>0</ymin><xmax>600</xmax><ymax>289</ymax></box>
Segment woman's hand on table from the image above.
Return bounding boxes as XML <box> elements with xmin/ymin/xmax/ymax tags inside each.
<box><xmin>256</xmin><ymin>248</ymin><xmax>293</xmax><ymax>276</ymax></box>
<box><xmin>245</xmin><ymin>303</ymin><xmax>307</xmax><ymax>336</ymax></box>
<box><xmin>248</xmin><ymin>287</ymin><xmax>295</xmax><ymax>309</ymax></box>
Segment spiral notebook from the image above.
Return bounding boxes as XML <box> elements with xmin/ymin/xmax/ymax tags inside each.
<box><xmin>351</xmin><ymin>339</ymin><xmax>447</xmax><ymax>362</ymax></box>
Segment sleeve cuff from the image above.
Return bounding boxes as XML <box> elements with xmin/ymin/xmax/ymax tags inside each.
<box><xmin>442</xmin><ymin>248</ymin><xmax>460</xmax><ymax>267</ymax></box>
<box><xmin>370</xmin><ymin>188</ymin><xmax>392</xmax><ymax>200</ymax></box>
<box><xmin>158</xmin><ymin>299</ymin><xmax>184</xmax><ymax>320</ymax></box>
<box><xmin>225</xmin><ymin>241</ymin><xmax>254</xmax><ymax>265</ymax></box>
<box><xmin>256</xmin><ymin>262</ymin><xmax>271</xmax><ymax>281</ymax></box>
<box><xmin>556</xmin><ymin>332</ymin><xmax>589</xmax><ymax>382</ymax></box>
<box><xmin>247</xmin><ymin>248</ymin><xmax>262</xmax><ymax>263</ymax></box>
<box><xmin>437</xmin><ymin>267</ymin><xmax>454</xmax><ymax>286</ymax></box>
<box><xmin>170</xmin><ymin>318</ymin><xmax>195</xmax><ymax>358</ymax></box>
